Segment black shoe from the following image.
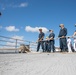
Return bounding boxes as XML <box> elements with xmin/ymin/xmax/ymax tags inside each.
<box><xmin>43</xmin><ymin>51</ymin><xmax>45</xmax><ymax>52</ymax></box>
<box><xmin>60</xmin><ymin>51</ymin><xmax>62</xmax><ymax>52</ymax></box>
<box><xmin>37</xmin><ymin>50</ymin><xmax>40</xmax><ymax>52</ymax></box>
<box><xmin>53</xmin><ymin>51</ymin><xmax>55</xmax><ymax>53</ymax></box>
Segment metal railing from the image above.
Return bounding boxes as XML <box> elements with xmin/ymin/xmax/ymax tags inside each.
<box><xmin>0</xmin><ymin>35</ymin><xmax>37</xmax><ymax>53</ymax></box>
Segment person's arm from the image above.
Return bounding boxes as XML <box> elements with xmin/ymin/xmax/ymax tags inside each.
<box><xmin>62</xmin><ymin>28</ymin><xmax>67</xmax><ymax>38</ymax></box>
<box><xmin>73</xmin><ymin>32</ymin><xmax>76</xmax><ymax>36</ymax></box>
<box><xmin>38</xmin><ymin>33</ymin><xmax>45</xmax><ymax>41</ymax></box>
<box><xmin>63</xmin><ymin>28</ymin><xmax>67</xmax><ymax>36</ymax></box>
<box><xmin>58</xmin><ymin>30</ymin><xmax>61</xmax><ymax>37</ymax></box>
<box><xmin>39</xmin><ymin>36</ymin><xmax>44</xmax><ymax>41</ymax></box>
<box><xmin>49</xmin><ymin>33</ymin><xmax>55</xmax><ymax>40</ymax></box>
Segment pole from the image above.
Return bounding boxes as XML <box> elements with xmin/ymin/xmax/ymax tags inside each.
<box><xmin>29</xmin><ymin>42</ymin><xmax>30</xmax><ymax>51</ymax></box>
<box><xmin>15</xmin><ymin>39</ymin><xmax>17</xmax><ymax>53</ymax></box>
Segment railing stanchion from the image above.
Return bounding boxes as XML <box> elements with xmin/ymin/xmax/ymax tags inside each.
<box><xmin>15</xmin><ymin>39</ymin><xmax>17</xmax><ymax>53</ymax></box>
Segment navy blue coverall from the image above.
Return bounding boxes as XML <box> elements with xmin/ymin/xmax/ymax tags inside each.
<box><xmin>48</xmin><ymin>33</ymin><xmax>55</xmax><ymax>52</ymax></box>
<box><xmin>37</xmin><ymin>32</ymin><xmax>45</xmax><ymax>52</ymax></box>
<box><xmin>58</xmin><ymin>28</ymin><xmax>67</xmax><ymax>52</ymax></box>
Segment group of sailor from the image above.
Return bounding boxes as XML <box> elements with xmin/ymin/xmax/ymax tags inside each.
<box><xmin>37</xmin><ymin>24</ymin><xmax>76</xmax><ymax>53</ymax></box>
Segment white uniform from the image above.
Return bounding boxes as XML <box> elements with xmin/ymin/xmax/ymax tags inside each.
<box><xmin>74</xmin><ymin>39</ymin><xmax>76</xmax><ymax>51</ymax></box>
<box><xmin>67</xmin><ymin>38</ymin><xmax>72</xmax><ymax>53</ymax></box>
<box><xmin>73</xmin><ymin>33</ymin><xmax>76</xmax><ymax>52</ymax></box>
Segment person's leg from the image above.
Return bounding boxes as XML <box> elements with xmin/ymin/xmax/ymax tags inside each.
<box><xmin>37</xmin><ymin>42</ymin><xmax>40</xmax><ymax>52</ymax></box>
<box><xmin>45</xmin><ymin>42</ymin><xmax>47</xmax><ymax>52</ymax></box>
<box><xmin>60</xmin><ymin>39</ymin><xmax>63</xmax><ymax>52</ymax></box>
<box><xmin>46</xmin><ymin>44</ymin><xmax>48</xmax><ymax>52</ymax></box>
<box><xmin>68</xmin><ymin>44</ymin><xmax>72</xmax><ymax>53</ymax></box>
<box><xmin>75</xmin><ymin>43</ymin><xmax>76</xmax><ymax>52</ymax></box>
<box><xmin>69</xmin><ymin>44</ymin><xmax>72</xmax><ymax>52</ymax></box>
<box><xmin>67</xmin><ymin>44</ymin><xmax>69</xmax><ymax>52</ymax></box>
<box><xmin>71</xmin><ymin>45</ymin><xmax>74</xmax><ymax>52</ymax></box>
<box><xmin>51</xmin><ymin>41</ymin><xmax>55</xmax><ymax>52</ymax></box>
<box><xmin>62</xmin><ymin>38</ymin><xmax>67</xmax><ymax>52</ymax></box>
<box><xmin>41</xmin><ymin>41</ymin><xmax>45</xmax><ymax>52</ymax></box>
<box><xmin>48</xmin><ymin>41</ymin><xmax>51</xmax><ymax>52</ymax></box>
<box><xmin>47</xmin><ymin>43</ymin><xmax>49</xmax><ymax>52</ymax></box>
<box><xmin>74</xmin><ymin>43</ymin><xmax>76</xmax><ymax>51</ymax></box>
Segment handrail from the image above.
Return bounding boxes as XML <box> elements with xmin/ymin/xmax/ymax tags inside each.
<box><xmin>0</xmin><ymin>40</ymin><xmax>15</xmax><ymax>43</ymax></box>
<box><xmin>0</xmin><ymin>44</ymin><xmax>16</xmax><ymax>47</ymax></box>
<box><xmin>0</xmin><ymin>35</ymin><xmax>33</xmax><ymax>43</ymax></box>
<box><xmin>0</xmin><ymin>35</ymin><xmax>37</xmax><ymax>52</ymax></box>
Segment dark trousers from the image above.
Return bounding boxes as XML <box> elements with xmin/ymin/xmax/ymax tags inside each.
<box><xmin>48</xmin><ymin>41</ymin><xmax>55</xmax><ymax>52</ymax></box>
<box><xmin>37</xmin><ymin>41</ymin><xmax>44</xmax><ymax>52</ymax></box>
<box><xmin>59</xmin><ymin>38</ymin><xmax>67</xmax><ymax>52</ymax></box>
<box><xmin>45</xmin><ymin>43</ymin><xmax>49</xmax><ymax>52</ymax></box>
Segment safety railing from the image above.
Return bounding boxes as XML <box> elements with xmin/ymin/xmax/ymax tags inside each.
<box><xmin>0</xmin><ymin>35</ymin><xmax>37</xmax><ymax>53</ymax></box>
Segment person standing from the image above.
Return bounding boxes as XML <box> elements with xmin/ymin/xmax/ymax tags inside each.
<box><xmin>73</xmin><ymin>38</ymin><xmax>76</xmax><ymax>52</ymax></box>
<box><xmin>67</xmin><ymin>37</ymin><xmax>72</xmax><ymax>53</ymax></box>
<box><xmin>48</xmin><ymin>30</ymin><xmax>55</xmax><ymax>52</ymax></box>
<box><xmin>45</xmin><ymin>37</ymin><xmax>49</xmax><ymax>52</ymax></box>
<box><xmin>73</xmin><ymin>30</ymin><xmax>76</xmax><ymax>52</ymax></box>
<box><xmin>37</xmin><ymin>29</ymin><xmax>45</xmax><ymax>52</ymax></box>
<box><xmin>58</xmin><ymin>24</ymin><xmax>67</xmax><ymax>52</ymax></box>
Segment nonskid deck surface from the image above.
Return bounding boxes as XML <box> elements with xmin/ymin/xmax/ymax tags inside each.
<box><xmin>0</xmin><ymin>53</ymin><xmax>76</xmax><ymax>75</ymax></box>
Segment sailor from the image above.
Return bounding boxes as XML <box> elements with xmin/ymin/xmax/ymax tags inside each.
<box><xmin>67</xmin><ymin>37</ymin><xmax>72</xmax><ymax>53</ymax></box>
<box><xmin>48</xmin><ymin>29</ymin><xmax>55</xmax><ymax>52</ymax></box>
<box><xmin>73</xmin><ymin>30</ymin><xmax>76</xmax><ymax>52</ymax></box>
<box><xmin>58</xmin><ymin>24</ymin><xmax>67</xmax><ymax>52</ymax></box>
<box><xmin>37</xmin><ymin>28</ymin><xmax>45</xmax><ymax>52</ymax></box>
<box><xmin>45</xmin><ymin>37</ymin><xmax>49</xmax><ymax>52</ymax></box>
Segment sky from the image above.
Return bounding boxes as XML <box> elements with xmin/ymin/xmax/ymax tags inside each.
<box><xmin>0</xmin><ymin>0</ymin><xmax>76</xmax><ymax>47</ymax></box>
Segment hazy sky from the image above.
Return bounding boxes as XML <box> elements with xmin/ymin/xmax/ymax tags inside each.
<box><xmin>0</xmin><ymin>0</ymin><xmax>76</xmax><ymax>46</ymax></box>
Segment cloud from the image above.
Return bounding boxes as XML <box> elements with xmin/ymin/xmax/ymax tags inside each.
<box><xmin>5</xmin><ymin>26</ymin><xmax>19</xmax><ymax>32</ymax></box>
<box><xmin>25</xmin><ymin>26</ymin><xmax>49</xmax><ymax>33</ymax></box>
<box><xmin>19</xmin><ymin>2</ymin><xmax>28</xmax><ymax>7</ymax></box>
<box><xmin>0</xmin><ymin>2</ymin><xmax>28</xmax><ymax>10</ymax></box>
<box><xmin>12</xmin><ymin>2</ymin><xmax>28</xmax><ymax>8</ymax></box>
<box><xmin>2</xmin><ymin>7</ymin><xmax>5</xmax><ymax>10</ymax></box>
